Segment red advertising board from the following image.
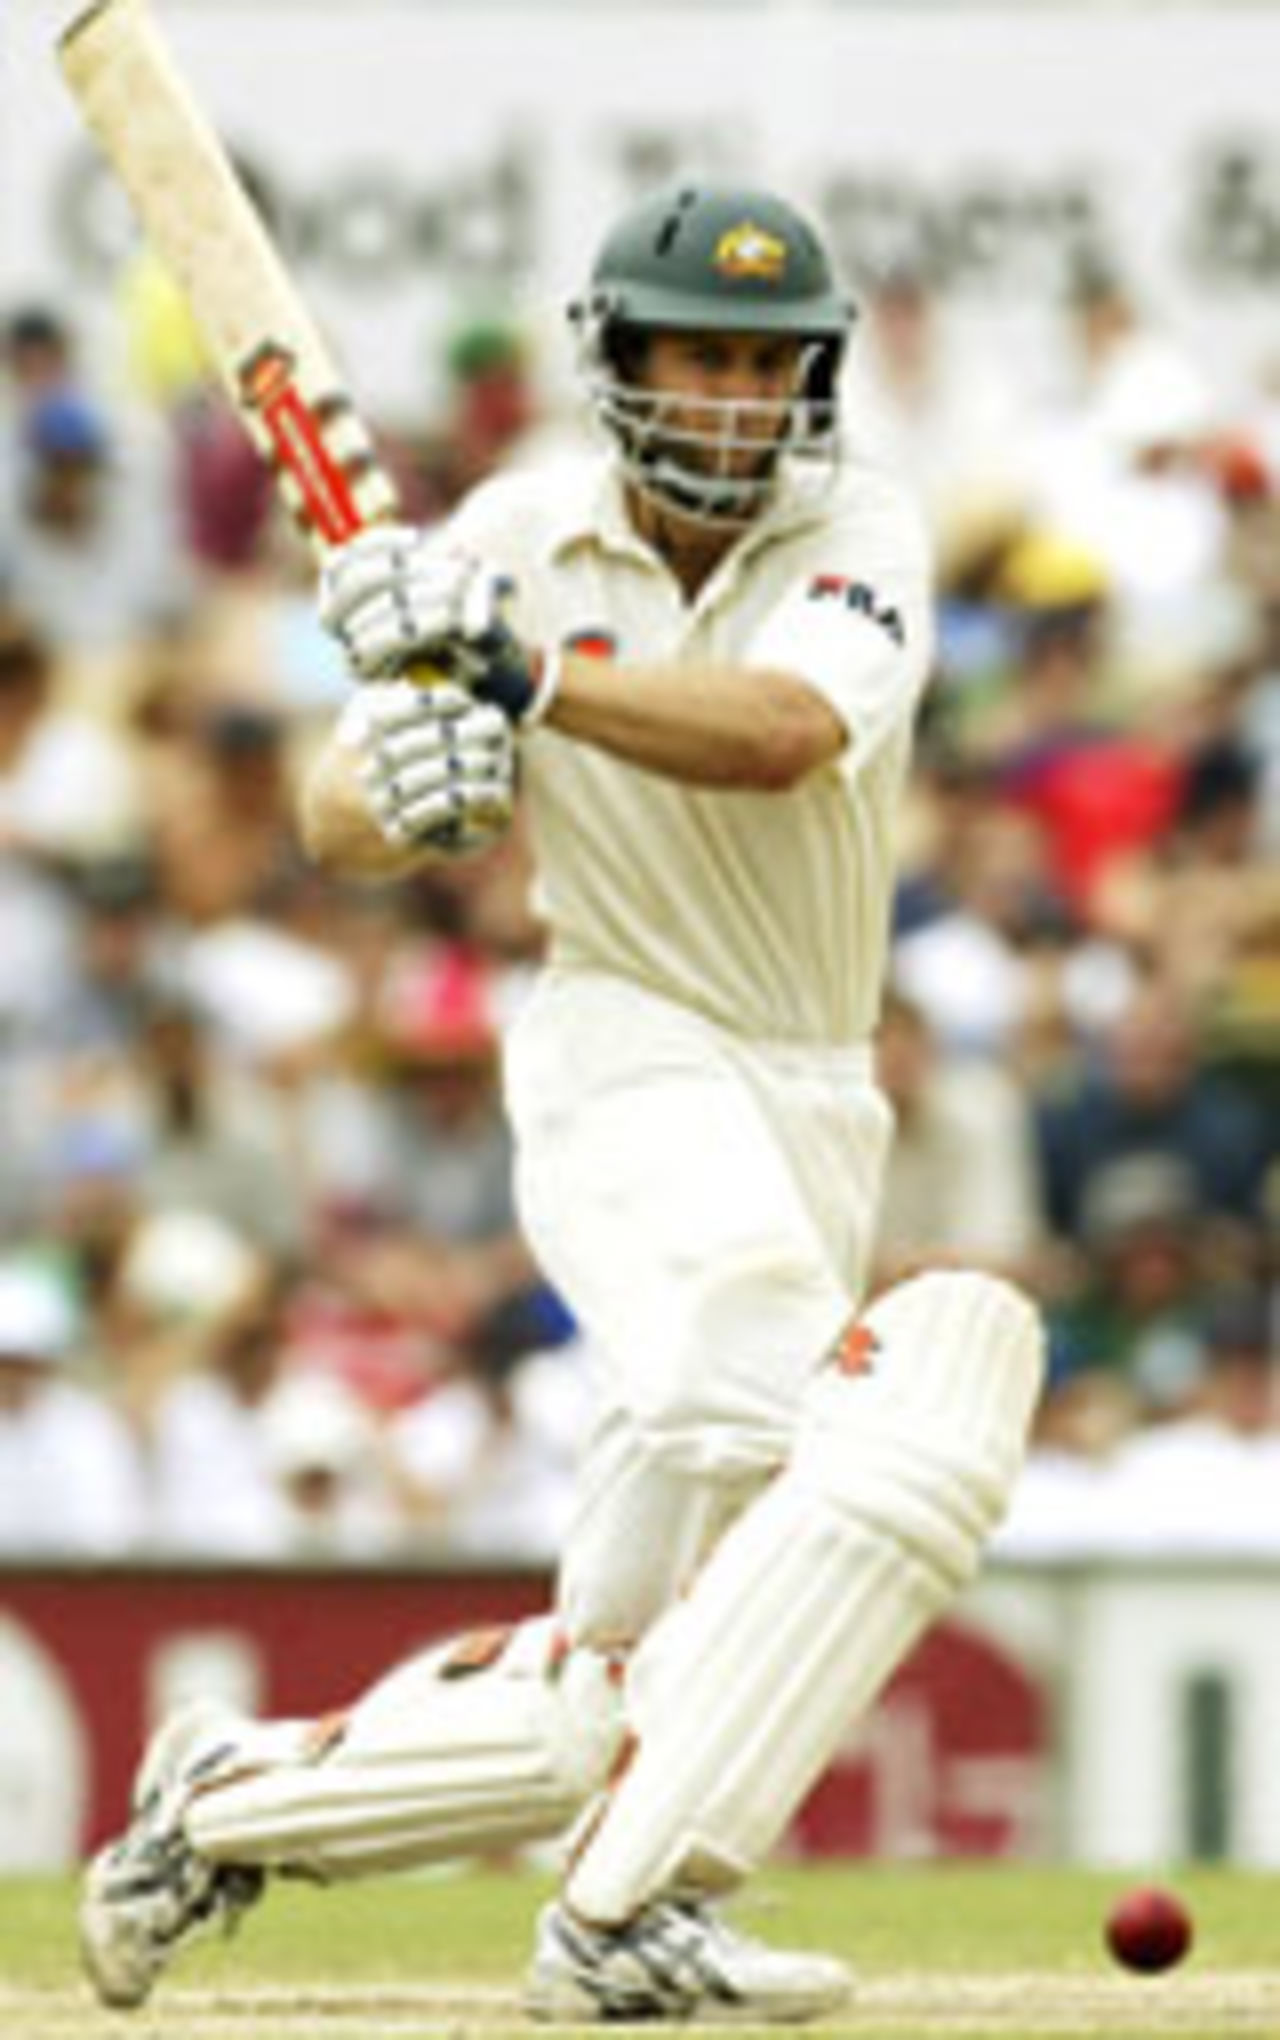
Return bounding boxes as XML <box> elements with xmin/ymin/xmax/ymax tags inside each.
<box><xmin>0</xmin><ymin>1568</ymin><xmax>1047</xmax><ymax>1866</ymax></box>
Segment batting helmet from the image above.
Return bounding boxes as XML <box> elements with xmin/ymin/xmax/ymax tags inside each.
<box><xmin>569</xmin><ymin>182</ymin><xmax>855</xmax><ymax>524</ymax></box>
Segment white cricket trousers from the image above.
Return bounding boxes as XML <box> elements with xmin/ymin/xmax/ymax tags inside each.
<box><xmin>503</xmin><ymin>967</ymin><xmax>894</xmax><ymax>1653</ymax></box>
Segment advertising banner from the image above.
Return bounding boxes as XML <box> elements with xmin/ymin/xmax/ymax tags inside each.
<box><xmin>6</xmin><ymin>4</ymin><xmax>1280</xmax><ymax>421</ymax></box>
<box><xmin>0</xmin><ymin>1566</ymin><xmax>1047</xmax><ymax>1867</ymax></box>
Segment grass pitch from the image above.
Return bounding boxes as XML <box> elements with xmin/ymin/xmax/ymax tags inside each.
<box><xmin>2</xmin><ymin>1862</ymin><xmax>1278</xmax><ymax>2039</ymax></box>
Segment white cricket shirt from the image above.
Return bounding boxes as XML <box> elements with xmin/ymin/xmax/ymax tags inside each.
<box><xmin>449</xmin><ymin>450</ymin><xmax>933</xmax><ymax>1046</ymax></box>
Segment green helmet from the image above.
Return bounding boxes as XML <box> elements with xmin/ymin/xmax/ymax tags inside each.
<box><xmin>569</xmin><ymin>182</ymin><xmax>855</xmax><ymax>524</ymax></box>
<box><xmin>576</xmin><ymin>182</ymin><xmax>853</xmax><ymax>341</ymax></box>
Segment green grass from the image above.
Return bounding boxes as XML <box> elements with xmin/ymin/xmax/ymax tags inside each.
<box><xmin>3</xmin><ymin>1862</ymin><xmax>1278</xmax><ymax>2037</ymax></box>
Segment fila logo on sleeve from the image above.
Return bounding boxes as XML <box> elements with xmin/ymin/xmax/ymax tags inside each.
<box><xmin>808</xmin><ymin>575</ymin><xmax>905</xmax><ymax>646</ymax></box>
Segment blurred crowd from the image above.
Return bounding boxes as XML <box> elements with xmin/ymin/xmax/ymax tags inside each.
<box><xmin>0</xmin><ymin>252</ymin><xmax>1274</xmax><ymax>1564</ymax></box>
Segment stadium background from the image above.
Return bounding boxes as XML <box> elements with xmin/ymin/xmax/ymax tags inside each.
<box><xmin>1</xmin><ymin>0</ymin><xmax>1276</xmax><ymax>1886</ymax></box>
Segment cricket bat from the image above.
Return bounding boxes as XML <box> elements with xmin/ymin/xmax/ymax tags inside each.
<box><xmin>58</xmin><ymin>0</ymin><xmax>400</xmax><ymax>558</ymax></box>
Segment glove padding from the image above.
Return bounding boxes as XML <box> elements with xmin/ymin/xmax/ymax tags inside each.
<box><xmin>319</xmin><ymin>524</ymin><xmax>550</xmax><ymax>725</ymax></box>
<box><xmin>336</xmin><ymin>677</ymin><xmax>516</xmax><ymax>854</ymax></box>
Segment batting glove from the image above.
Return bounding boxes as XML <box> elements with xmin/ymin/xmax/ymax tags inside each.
<box><xmin>435</xmin><ymin>613</ymin><xmax>561</xmax><ymax>728</ymax></box>
<box><xmin>320</xmin><ymin>525</ymin><xmax>481</xmax><ymax>675</ymax></box>
<box><xmin>319</xmin><ymin>524</ymin><xmax>559</xmax><ymax>726</ymax></box>
<box><xmin>336</xmin><ymin>677</ymin><xmax>516</xmax><ymax>855</ymax></box>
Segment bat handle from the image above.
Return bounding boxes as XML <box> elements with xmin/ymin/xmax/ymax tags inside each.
<box><xmin>403</xmin><ymin>658</ymin><xmax>453</xmax><ymax>691</ymax></box>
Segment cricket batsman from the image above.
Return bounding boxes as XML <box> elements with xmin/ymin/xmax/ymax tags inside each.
<box><xmin>80</xmin><ymin>181</ymin><xmax>1045</xmax><ymax>2023</ymax></box>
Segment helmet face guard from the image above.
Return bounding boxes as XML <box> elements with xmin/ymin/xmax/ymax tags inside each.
<box><xmin>569</xmin><ymin>185</ymin><xmax>855</xmax><ymax>529</ymax></box>
<box><xmin>582</xmin><ymin>332</ymin><xmax>841</xmax><ymax>525</ymax></box>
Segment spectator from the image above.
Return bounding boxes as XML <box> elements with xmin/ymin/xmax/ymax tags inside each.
<box><xmin>389</xmin><ymin>1306</ymin><xmax>592</xmax><ymax>1561</ymax></box>
<box><xmin>891</xmin><ymin>802</ymin><xmax>1062</xmax><ymax>1059</ymax></box>
<box><xmin>995</xmin><ymin>1265</ymin><xmax>1276</xmax><ymax>1563</ymax></box>
<box><xmin>1049</xmin><ymin>1153</ymin><xmax>1217</xmax><ymax>1408</ymax></box>
<box><xmin>143</xmin><ymin>1233</ymin><xmax>299</xmax><ymax>1556</ymax></box>
<box><xmin>0</xmin><ymin>305</ymin><xmax>79</xmax><ymax>531</ymax></box>
<box><xmin>1025</xmin><ymin>272</ymin><xmax>1237</xmax><ymax>697</ymax></box>
<box><xmin>172</xmin><ymin>900</ymin><xmax>358</xmax><ymax>1078</ymax></box>
<box><xmin>0</xmin><ymin>859</ymin><xmax>84</xmax><ymax>1228</ymax></box>
<box><xmin>104</xmin><ymin>1205</ymin><xmax>270</xmax><ymax>1429</ymax></box>
<box><xmin>128</xmin><ymin>995</ymin><xmax>312</xmax><ymax>1260</ymax></box>
<box><xmin>990</xmin><ymin>1373</ymin><xmax>1137</xmax><ymax>1563</ymax></box>
<box><xmin>1091</xmin><ymin>733</ymin><xmax>1278</xmax><ymax>1017</ymax></box>
<box><xmin>974</xmin><ymin>567</ymin><xmax>1187</xmax><ymax>924</ymax></box>
<box><xmin>0</xmin><ymin>304</ymin><xmax>75</xmax><ymax>402</ymax></box>
<box><xmin>0</xmin><ymin>608</ymin><xmax>145</xmax><ymax>861</ymax></box>
<box><xmin>1082</xmin><ymin>1285</ymin><xmax>1280</xmax><ymax>1555</ymax></box>
<box><xmin>845</xmin><ymin>261</ymin><xmax>1036</xmax><ymax>556</ymax></box>
<box><xmin>1035</xmin><ymin>977</ymin><xmax>1272</xmax><ymax>1246</ymax></box>
<box><xmin>0</xmin><ymin>386</ymin><xmax>189</xmax><ymax>661</ymax></box>
<box><xmin>0</xmin><ymin>1253</ymin><xmax>144</xmax><ymax>1556</ymax></box>
<box><xmin>257</xmin><ymin>1370</ymin><xmax>399</xmax><ymax>1560</ymax></box>
<box><xmin>399</xmin><ymin>315</ymin><xmax>546</xmax><ymax>520</ymax></box>
<box><xmin>147</xmin><ymin>701</ymin><xmax>307</xmax><ymax>923</ymax></box>
<box><xmin>872</xmin><ymin>990</ymin><xmax>1047</xmax><ymax>1286</ymax></box>
<box><xmin>323</xmin><ymin>940</ymin><xmax>550</xmax><ymax>1352</ymax></box>
<box><xmin>136</xmin><ymin>272</ymin><xmax>275</xmax><ymax>574</ymax></box>
<box><xmin>1052</xmin><ymin>264</ymin><xmax>1206</xmax><ymax>431</ymax></box>
<box><xmin>49</xmin><ymin>855</ymin><xmax>173</xmax><ymax>1058</ymax></box>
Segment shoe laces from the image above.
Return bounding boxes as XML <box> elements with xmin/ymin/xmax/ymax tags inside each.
<box><xmin>597</xmin><ymin>1897</ymin><xmax>746</xmax><ymax>2010</ymax></box>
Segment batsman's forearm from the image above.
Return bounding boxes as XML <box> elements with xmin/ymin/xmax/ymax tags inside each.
<box><xmin>544</xmin><ymin>652</ymin><xmax>846</xmax><ymax>790</ymax></box>
<box><xmin>297</xmin><ymin>735</ymin><xmax>431</xmax><ymax>880</ymax></box>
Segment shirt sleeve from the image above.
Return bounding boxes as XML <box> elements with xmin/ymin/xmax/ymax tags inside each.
<box><xmin>744</xmin><ymin>502</ymin><xmax>935</xmax><ymax>773</ymax></box>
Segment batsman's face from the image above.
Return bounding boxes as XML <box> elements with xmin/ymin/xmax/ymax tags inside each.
<box><xmin>638</xmin><ymin>328</ymin><xmax>805</xmax><ymax>482</ymax></box>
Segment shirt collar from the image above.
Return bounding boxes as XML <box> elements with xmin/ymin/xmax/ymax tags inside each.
<box><xmin>541</xmin><ymin>456</ymin><xmax>645</xmax><ymax>567</ymax></box>
<box><xmin>542</xmin><ymin>453</ymin><xmax>834</xmax><ymax>578</ymax></box>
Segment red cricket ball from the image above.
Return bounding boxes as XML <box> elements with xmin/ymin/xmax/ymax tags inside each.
<box><xmin>1104</xmin><ymin>1885</ymin><xmax>1193</xmax><ymax>1973</ymax></box>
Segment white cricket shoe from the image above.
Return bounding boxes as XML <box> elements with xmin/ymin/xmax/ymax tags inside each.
<box><xmin>526</xmin><ymin>1895</ymin><xmax>853</xmax><ymax>2024</ymax></box>
<box><xmin>79</xmin><ymin>1700</ymin><xmax>263</xmax><ymax>2009</ymax></box>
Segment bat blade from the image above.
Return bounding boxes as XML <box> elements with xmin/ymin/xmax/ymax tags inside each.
<box><xmin>58</xmin><ymin>0</ymin><xmax>398</xmax><ymax>554</ymax></box>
